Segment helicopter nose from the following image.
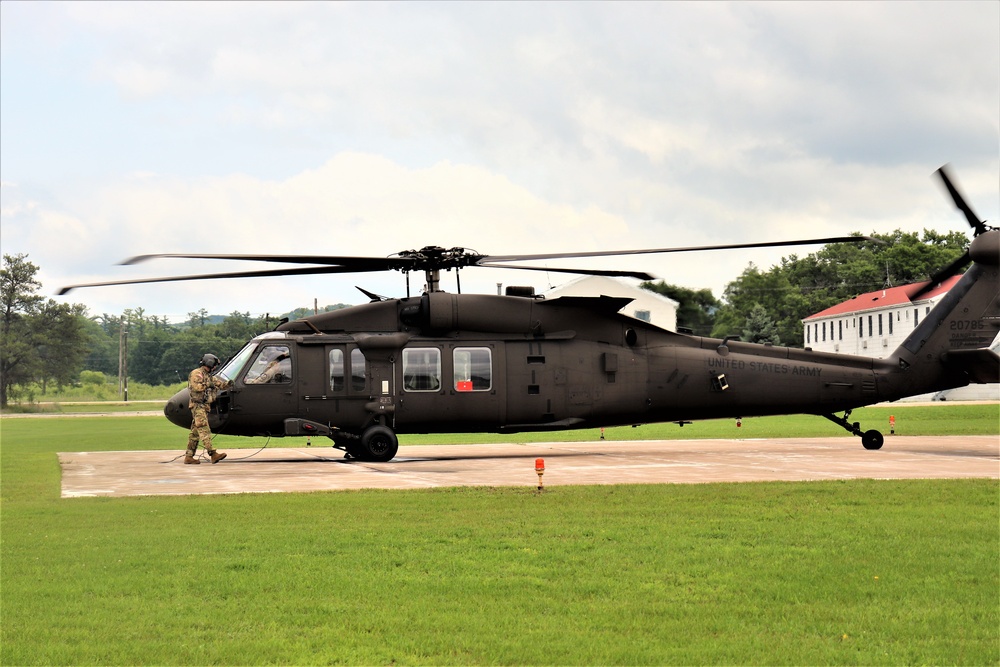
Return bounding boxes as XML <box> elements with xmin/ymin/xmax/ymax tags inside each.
<box><xmin>164</xmin><ymin>388</ymin><xmax>192</xmax><ymax>428</ymax></box>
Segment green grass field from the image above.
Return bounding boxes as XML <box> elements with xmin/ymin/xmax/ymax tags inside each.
<box><xmin>1</xmin><ymin>406</ymin><xmax>997</xmax><ymax>665</ymax></box>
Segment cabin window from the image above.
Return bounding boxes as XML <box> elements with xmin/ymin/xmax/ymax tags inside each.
<box><xmin>633</xmin><ymin>310</ymin><xmax>651</xmax><ymax>323</ymax></box>
<box><xmin>329</xmin><ymin>349</ymin><xmax>345</xmax><ymax>391</ymax></box>
<box><xmin>454</xmin><ymin>347</ymin><xmax>492</xmax><ymax>392</ymax></box>
<box><xmin>403</xmin><ymin>348</ymin><xmax>442</xmax><ymax>392</ymax></box>
<box><xmin>244</xmin><ymin>345</ymin><xmax>292</xmax><ymax>385</ymax></box>
<box><xmin>351</xmin><ymin>348</ymin><xmax>366</xmax><ymax>391</ymax></box>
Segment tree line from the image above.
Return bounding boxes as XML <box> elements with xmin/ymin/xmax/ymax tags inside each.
<box><xmin>643</xmin><ymin>229</ymin><xmax>967</xmax><ymax>346</ymax></box>
<box><xmin>1</xmin><ymin>230</ymin><xmax>967</xmax><ymax>406</ymax></box>
<box><xmin>0</xmin><ymin>253</ymin><xmax>350</xmax><ymax>406</ymax></box>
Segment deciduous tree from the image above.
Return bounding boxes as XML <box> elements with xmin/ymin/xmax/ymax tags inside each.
<box><xmin>639</xmin><ymin>282</ymin><xmax>720</xmax><ymax>335</ymax></box>
<box><xmin>1</xmin><ymin>254</ymin><xmax>89</xmax><ymax>406</ymax></box>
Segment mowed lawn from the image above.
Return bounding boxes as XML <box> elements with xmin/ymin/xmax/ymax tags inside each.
<box><xmin>1</xmin><ymin>406</ymin><xmax>997</xmax><ymax>665</ymax></box>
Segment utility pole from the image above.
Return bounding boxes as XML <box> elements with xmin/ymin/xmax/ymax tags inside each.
<box><xmin>118</xmin><ymin>315</ymin><xmax>129</xmax><ymax>402</ymax></box>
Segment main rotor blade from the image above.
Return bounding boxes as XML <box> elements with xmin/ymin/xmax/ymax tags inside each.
<box><xmin>936</xmin><ymin>165</ymin><xmax>988</xmax><ymax>236</ymax></box>
<box><xmin>481</xmin><ymin>236</ymin><xmax>877</xmax><ymax>264</ymax></box>
<box><xmin>478</xmin><ymin>263</ymin><xmax>656</xmax><ymax>280</ymax></box>
<box><xmin>58</xmin><ymin>264</ymin><xmax>379</xmax><ymax>295</ymax></box>
<box><xmin>122</xmin><ymin>252</ymin><xmax>413</xmax><ymax>271</ymax></box>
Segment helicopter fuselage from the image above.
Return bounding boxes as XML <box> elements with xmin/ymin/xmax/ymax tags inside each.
<box><xmin>163</xmin><ymin>289</ymin><xmax>944</xmax><ymax>448</ymax></box>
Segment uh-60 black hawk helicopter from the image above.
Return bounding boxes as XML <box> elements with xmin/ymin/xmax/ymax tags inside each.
<box><xmin>61</xmin><ymin>166</ymin><xmax>999</xmax><ymax>462</ymax></box>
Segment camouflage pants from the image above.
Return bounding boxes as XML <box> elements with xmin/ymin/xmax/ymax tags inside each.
<box><xmin>187</xmin><ymin>404</ymin><xmax>214</xmax><ymax>452</ymax></box>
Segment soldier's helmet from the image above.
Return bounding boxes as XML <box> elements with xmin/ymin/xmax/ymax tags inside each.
<box><xmin>200</xmin><ymin>353</ymin><xmax>221</xmax><ymax>370</ymax></box>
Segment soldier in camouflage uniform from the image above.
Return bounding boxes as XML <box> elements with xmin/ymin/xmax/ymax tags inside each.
<box><xmin>185</xmin><ymin>353</ymin><xmax>230</xmax><ymax>464</ymax></box>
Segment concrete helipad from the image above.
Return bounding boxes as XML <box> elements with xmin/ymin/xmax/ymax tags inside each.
<box><xmin>58</xmin><ymin>435</ymin><xmax>999</xmax><ymax>498</ymax></box>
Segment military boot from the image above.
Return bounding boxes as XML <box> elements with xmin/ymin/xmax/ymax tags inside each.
<box><xmin>184</xmin><ymin>450</ymin><xmax>200</xmax><ymax>464</ymax></box>
<box><xmin>209</xmin><ymin>450</ymin><xmax>227</xmax><ymax>464</ymax></box>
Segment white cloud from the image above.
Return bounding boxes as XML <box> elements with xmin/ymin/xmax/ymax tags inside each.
<box><xmin>2</xmin><ymin>1</ymin><xmax>997</xmax><ymax>319</ymax></box>
<box><xmin>3</xmin><ymin>153</ymin><xmax>638</xmax><ymax>319</ymax></box>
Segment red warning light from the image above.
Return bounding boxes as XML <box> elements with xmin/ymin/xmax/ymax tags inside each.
<box><xmin>534</xmin><ymin>458</ymin><xmax>545</xmax><ymax>490</ymax></box>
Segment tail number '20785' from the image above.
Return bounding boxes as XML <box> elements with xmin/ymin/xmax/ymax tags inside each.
<box><xmin>950</xmin><ymin>320</ymin><xmax>987</xmax><ymax>330</ymax></box>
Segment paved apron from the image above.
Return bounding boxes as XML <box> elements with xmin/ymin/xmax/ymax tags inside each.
<box><xmin>58</xmin><ymin>436</ymin><xmax>999</xmax><ymax>498</ymax></box>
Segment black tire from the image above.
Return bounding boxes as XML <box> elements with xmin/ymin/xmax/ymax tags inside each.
<box><xmin>359</xmin><ymin>425</ymin><xmax>399</xmax><ymax>462</ymax></box>
<box><xmin>861</xmin><ymin>429</ymin><xmax>884</xmax><ymax>450</ymax></box>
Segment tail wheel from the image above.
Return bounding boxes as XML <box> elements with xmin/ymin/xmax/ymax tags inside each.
<box><xmin>861</xmin><ymin>429</ymin><xmax>884</xmax><ymax>450</ymax></box>
<box><xmin>359</xmin><ymin>425</ymin><xmax>399</xmax><ymax>462</ymax></box>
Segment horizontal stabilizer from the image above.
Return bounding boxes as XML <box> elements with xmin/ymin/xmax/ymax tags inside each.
<box><xmin>942</xmin><ymin>349</ymin><xmax>1000</xmax><ymax>384</ymax></box>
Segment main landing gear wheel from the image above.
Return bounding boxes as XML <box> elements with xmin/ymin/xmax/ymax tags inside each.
<box><xmin>861</xmin><ymin>429</ymin><xmax>884</xmax><ymax>450</ymax></box>
<box><xmin>358</xmin><ymin>425</ymin><xmax>399</xmax><ymax>462</ymax></box>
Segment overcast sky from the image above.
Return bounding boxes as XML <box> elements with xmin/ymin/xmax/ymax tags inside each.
<box><xmin>2</xmin><ymin>1</ymin><xmax>997</xmax><ymax>323</ymax></box>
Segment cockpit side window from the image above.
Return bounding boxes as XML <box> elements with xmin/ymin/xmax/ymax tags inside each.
<box><xmin>244</xmin><ymin>345</ymin><xmax>293</xmax><ymax>385</ymax></box>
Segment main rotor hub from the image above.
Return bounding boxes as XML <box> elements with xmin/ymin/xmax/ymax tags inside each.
<box><xmin>393</xmin><ymin>246</ymin><xmax>483</xmax><ymax>272</ymax></box>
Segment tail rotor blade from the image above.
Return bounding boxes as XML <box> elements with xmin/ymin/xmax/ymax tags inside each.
<box><xmin>936</xmin><ymin>165</ymin><xmax>989</xmax><ymax>236</ymax></box>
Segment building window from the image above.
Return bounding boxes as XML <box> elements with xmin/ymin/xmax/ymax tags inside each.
<box><xmin>889</xmin><ymin>312</ymin><xmax>893</xmax><ymax>335</ymax></box>
<box><xmin>838</xmin><ymin>320</ymin><xmax>843</xmax><ymax>341</ymax></box>
<box><xmin>914</xmin><ymin>308</ymin><xmax>919</xmax><ymax>327</ymax></box>
<box><xmin>878</xmin><ymin>313</ymin><xmax>883</xmax><ymax>336</ymax></box>
<box><xmin>822</xmin><ymin>322</ymin><xmax>826</xmax><ymax>342</ymax></box>
<box><xmin>868</xmin><ymin>315</ymin><xmax>873</xmax><ymax>337</ymax></box>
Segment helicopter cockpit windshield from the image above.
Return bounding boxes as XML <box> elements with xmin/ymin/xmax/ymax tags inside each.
<box><xmin>217</xmin><ymin>332</ymin><xmax>287</xmax><ymax>382</ymax></box>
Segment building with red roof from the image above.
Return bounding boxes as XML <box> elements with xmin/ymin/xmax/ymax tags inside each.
<box><xmin>801</xmin><ymin>275</ymin><xmax>962</xmax><ymax>358</ymax></box>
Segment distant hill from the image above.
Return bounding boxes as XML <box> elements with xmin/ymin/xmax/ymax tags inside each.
<box><xmin>172</xmin><ymin>303</ymin><xmax>353</xmax><ymax>329</ymax></box>
<box><xmin>279</xmin><ymin>303</ymin><xmax>353</xmax><ymax>321</ymax></box>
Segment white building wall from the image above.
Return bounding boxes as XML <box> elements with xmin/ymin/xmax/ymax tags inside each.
<box><xmin>543</xmin><ymin>276</ymin><xmax>679</xmax><ymax>331</ymax></box>
<box><xmin>803</xmin><ymin>303</ymin><xmax>938</xmax><ymax>358</ymax></box>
